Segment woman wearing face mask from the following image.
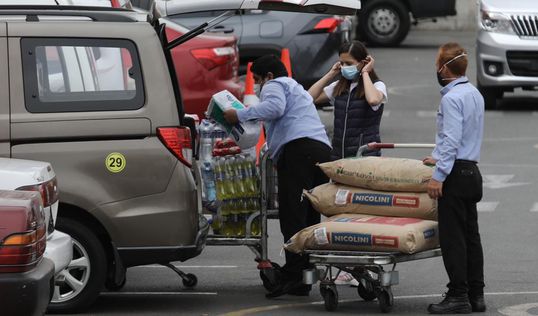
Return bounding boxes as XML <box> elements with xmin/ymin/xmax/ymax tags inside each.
<box><xmin>309</xmin><ymin>41</ymin><xmax>387</xmax><ymax>159</ymax></box>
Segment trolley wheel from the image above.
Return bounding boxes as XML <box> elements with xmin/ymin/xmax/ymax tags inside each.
<box><xmin>182</xmin><ymin>273</ymin><xmax>198</xmax><ymax>288</ymax></box>
<box><xmin>320</xmin><ymin>285</ymin><xmax>338</xmax><ymax>312</ymax></box>
<box><xmin>259</xmin><ymin>262</ymin><xmax>281</xmax><ymax>292</ymax></box>
<box><xmin>377</xmin><ymin>287</ymin><xmax>394</xmax><ymax>313</ymax></box>
<box><xmin>357</xmin><ymin>282</ymin><xmax>377</xmax><ymax>301</ymax></box>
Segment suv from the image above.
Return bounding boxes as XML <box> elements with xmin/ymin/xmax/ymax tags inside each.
<box><xmin>0</xmin><ymin>1</ymin><xmax>359</xmax><ymax>313</ymax></box>
<box><xmin>355</xmin><ymin>0</ymin><xmax>457</xmax><ymax>46</ymax></box>
<box><xmin>0</xmin><ymin>190</ymin><xmax>54</xmax><ymax>316</ymax></box>
<box><xmin>476</xmin><ymin>0</ymin><xmax>538</xmax><ymax>109</ymax></box>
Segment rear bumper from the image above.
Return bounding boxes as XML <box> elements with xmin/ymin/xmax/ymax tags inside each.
<box><xmin>118</xmin><ymin>214</ymin><xmax>209</xmax><ymax>267</ymax></box>
<box><xmin>477</xmin><ymin>30</ymin><xmax>538</xmax><ymax>88</ymax></box>
<box><xmin>0</xmin><ymin>258</ymin><xmax>54</xmax><ymax>316</ymax></box>
<box><xmin>44</xmin><ymin>230</ymin><xmax>73</xmax><ymax>275</ymax></box>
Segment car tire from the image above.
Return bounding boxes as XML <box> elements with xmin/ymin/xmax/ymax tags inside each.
<box><xmin>478</xmin><ymin>83</ymin><xmax>502</xmax><ymax>110</ymax></box>
<box><xmin>48</xmin><ymin>217</ymin><xmax>107</xmax><ymax>314</ymax></box>
<box><xmin>357</xmin><ymin>0</ymin><xmax>411</xmax><ymax>47</ymax></box>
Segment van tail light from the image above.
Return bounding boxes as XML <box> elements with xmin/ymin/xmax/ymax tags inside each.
<box><xmin>16</xmin><ymin>177</ymin><xmax>59</xmax><ymax>209</ymax></box>
<box><xmin>191</xmin><ymin>47</ymin><xmax>236</xmax><ymax>70</ymax></box>
<box><xmin>0</xmin><ymin>191</ymin><xmax>47</xmax><ymax>273</ymax></box>
<box><xmin>157</xmin><ymin>127</ymin><xmax>193</xmax><ymax>168</ymax></box>
<box><xmin>300</xmin><ymin>17</ymin><xmax>342</xmax><ymax>34</ymax></box>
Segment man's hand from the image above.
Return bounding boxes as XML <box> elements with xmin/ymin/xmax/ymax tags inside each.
<box><xmin>427</xmin><ymin>179</ymin><xmax>443</xmax><ymax>199</ymax></box>
<box><xmin>423</xmin><ymin>156</ymin><xmax>437</xmax><ymax>166</ymax></box>
<box><xmin>223</xmin><ymin>109</ymin><xmax>239</xmax><ymax>124</ymax></box>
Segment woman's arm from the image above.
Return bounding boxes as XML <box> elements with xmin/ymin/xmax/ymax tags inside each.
<box><xmin>361</xmin><ymin>56</ymin><xmax>385</xmax><ymax>106</ymax></box>
<box><xmin>308</xmin><ymin>62</ymin><xmax>341</xmax><ymax>104</ymax></box>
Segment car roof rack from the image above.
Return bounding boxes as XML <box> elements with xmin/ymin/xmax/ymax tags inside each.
<box><xmin>0</xmin><ymin>5</ymin><xmax>139</xmax><ymax>23</ymax></box>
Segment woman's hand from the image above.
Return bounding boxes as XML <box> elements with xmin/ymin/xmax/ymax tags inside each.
<box><xmin>223</xmin><ymin>109</ymin><xmax>239</xmax><ymax>124</ymax></box>
<box><xmin>328</xmin><ymin>61</ymin><xmax>342</xmax><ymax>78</ymax></box>
<box><xmin>362</xmin><ymin>55</ymin><xmax>375</xmax><ymax>74</ymax></box>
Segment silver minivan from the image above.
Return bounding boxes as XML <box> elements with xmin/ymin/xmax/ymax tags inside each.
<box><xmin>477</xmin><ymin>0</ymin><xmax>538</xmax><ymax>109</ymax></box>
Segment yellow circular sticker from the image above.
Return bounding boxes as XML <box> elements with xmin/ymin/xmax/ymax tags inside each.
<box><xmin>105</xmin><ymin>153</ymin><xmax>126</xmax><ymax>173</ymax></box>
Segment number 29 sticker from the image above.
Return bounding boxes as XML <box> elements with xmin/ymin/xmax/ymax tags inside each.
<box><xmin>106</xmin><ymin>153</ymin><xmax>126</xmax><ymax>173</ymax></box>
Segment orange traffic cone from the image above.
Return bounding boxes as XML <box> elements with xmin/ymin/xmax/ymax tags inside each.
<box><xmin>243</xmin><ymin>62</ymin><xmax>259</xmax><ymax>107</ymax></box>
<box><xmin>281</xmin><ymin>48</ymin><xmax>292</xmax><ymax>77</ymax></box>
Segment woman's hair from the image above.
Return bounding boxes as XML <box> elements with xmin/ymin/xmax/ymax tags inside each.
<box><xmin>251</xmin><ymin>55</ymin><xmax>289</xmax><ymax>79</ymax></box>
<box><xmin>333</xmin><ymin>41</ymin><xmax>380</xmax><ymax>99</ymax></box>
<box><xmin>438</xmin><ymin>42</ymin><xmax>467</xmax><ymax>76</ymax></box>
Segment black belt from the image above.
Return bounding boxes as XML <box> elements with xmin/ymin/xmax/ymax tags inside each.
<box><xmin>455</xmin><ymin>159</ymin><xmax>477</xmax><ymax>164</ymax></box>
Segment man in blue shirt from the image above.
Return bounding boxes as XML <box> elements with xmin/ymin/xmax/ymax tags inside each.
<box><xmin>424</xmin><ymin>43</ymin><xmax>486</xmax><ymax>314</ymax></box>
<box><xmin>224</xmin><ymin>55</ymin><xmax>331</xmax><ymax>298</ymax></box>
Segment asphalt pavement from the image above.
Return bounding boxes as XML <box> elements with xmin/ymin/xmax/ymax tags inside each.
<box><xmin>59</xmin><ymin>30</ymin><xmax>538</xmax><ymax>316</ymax></box>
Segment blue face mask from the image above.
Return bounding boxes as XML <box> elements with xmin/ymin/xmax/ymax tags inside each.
<box><xmin>341</xmin><ymin>65</ymin><xmax>360</xmax><ymax>80</ymax></box>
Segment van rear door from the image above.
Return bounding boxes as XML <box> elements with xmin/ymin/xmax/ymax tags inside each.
<box><xmin>0</xmin><ymin>22</ymin><xmax>8</xmax><ymax>158</ymax></box>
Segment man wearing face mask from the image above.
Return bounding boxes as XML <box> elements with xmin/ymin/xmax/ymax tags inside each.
<box><xmin>423</xmin><ymin>42</ymin><xmax>486</xmax><ymax>314</ymax></box>
<box><xmin>223</xmin><ymin>55</ymin><xmax>331</xmax><ymax>298</ymax></box>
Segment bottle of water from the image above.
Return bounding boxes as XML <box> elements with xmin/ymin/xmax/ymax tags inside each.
<box><xmin>199</xmin><ymin>119</ymin><xmax>214</xmax><ymax>163</ymax></box>
<box><xmin>212</xmin><ymin>125</ymin><xmax>227</xmax><ymax>148</ymax></box>
<box><xmin>201</xmin><ymin>161</ymin><xmax>216</xmax><ymax>202</ymax></box>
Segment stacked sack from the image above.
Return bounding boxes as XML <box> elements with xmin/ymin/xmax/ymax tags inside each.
<box><xmin>284</xmin><ymin>157</ymin><xmax>439</xmax><ymax>254</ymax></box>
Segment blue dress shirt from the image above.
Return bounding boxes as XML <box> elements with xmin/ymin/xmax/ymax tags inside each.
<box><xmin>432</xmin><ymin>76</ymin><xmax>485</xmax><ymax>182</ymax></box>
<box><xmin>236</xmin><ymin>77</ymin><xmax>331</xmax><ymax>161</ymax></box>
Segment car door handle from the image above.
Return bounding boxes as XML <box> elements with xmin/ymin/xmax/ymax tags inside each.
<box><xmin>208</xmin><ymin>26</ymin><xmax>234</xmax><ymax>34</ymax></box>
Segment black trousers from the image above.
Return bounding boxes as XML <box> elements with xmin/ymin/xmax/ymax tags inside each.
<box><xmin>438</xmin><ymin>160</ymin><xmax>485</xmax><ymax>297</ymax></box>
<box><xmin>277</xmin><ymin>138</ymin><xmax>331</xmax><ymax>280</ymax></box>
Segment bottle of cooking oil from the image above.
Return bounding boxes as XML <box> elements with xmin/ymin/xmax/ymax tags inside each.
<box><xmin>250</xmin><ymin>198</ymin><xmax>261</xmax><ymax>237</ymax></box>
<box><xmin>220</xmin><ymin>200</ymin><xmax>234</xmax><ymax>237</ymax></box>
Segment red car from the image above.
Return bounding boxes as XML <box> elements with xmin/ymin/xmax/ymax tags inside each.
<box><xmin>164</xmin><ymin>19</ymin><xmax>243</xmax><ymax>119</ymax></box>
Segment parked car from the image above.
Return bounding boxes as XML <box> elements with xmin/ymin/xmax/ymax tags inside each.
<box><xmin>136</xmin><ymin>0</ymin><xmax>352</xmax><ymax>89</ymax></box>
<box><xmin>163</xmin><ymin>19</ymin><xmax>242</xmax><ymax>119</ymax></box>
<box><xmin>354</xmin><ymin>0</ymin><xmax>457</xmax><ymax>46</ymax></box>
<box><xmin>0</xmin><ymin>158</ymin><xmax>73</xmax><ymax>305</ymax></box>
<box><xmin>476</xmin><ymin>0</ymin><xmax>538</xmax><ymax>109</ymax></box>
<box><xmin>0</xmin><ymin>190</ymin><xmax>54</xmax><ymax>316</ymax></box>
<box><xmin>0</xmin><ymin>0</ymin><xmax>358</xmax><ymax>312</ymax></box>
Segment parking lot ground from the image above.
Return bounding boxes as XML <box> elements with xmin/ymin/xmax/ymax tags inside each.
<box><xmin>57</xmin><ymin>29</ymin><xmax>538</xmax><ymax>316</ymax></box>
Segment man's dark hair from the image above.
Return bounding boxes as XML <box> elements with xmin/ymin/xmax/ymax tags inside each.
<box><xmin>251</xmin><ymin>55</ymin><xmax>289</xmax><ymax>79</ymax></box>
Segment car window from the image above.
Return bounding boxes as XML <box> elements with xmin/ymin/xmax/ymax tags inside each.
<box><xmin>176</xmin><ymin>10</ymin><xmax>228</xmax><ymax>18</ymax></box>
<box><xmin>22</xmin><ymin>38</ymin><xmax>144</xmax><ymax>113</ymax></box>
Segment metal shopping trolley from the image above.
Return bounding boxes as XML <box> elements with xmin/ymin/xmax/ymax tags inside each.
<box><xmin>204</xmin><ymin>145</ymin><xmax>282</xmax><ymax>291</ymax></box>
<box><xmin>302</xmin><ymin>143</ymin><xmax>443</xmax><ymax>313</ymax></box>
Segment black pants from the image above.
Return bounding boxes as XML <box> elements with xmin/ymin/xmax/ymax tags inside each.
<box><xmin>438</xmin><ymin>160</ymin><xmax>485</xmax><ymax>297</ymax></box>
<box><xmin>277</xmin><ymin>138</ymin><xmax>331</xmax><ymax>280</ymax></box>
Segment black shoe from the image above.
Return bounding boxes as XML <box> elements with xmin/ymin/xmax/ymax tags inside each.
<box><xmin>469</xmin><ymin>295</ymin><xmax>486</xmax><ymax>312</ymax></box>
<box><xmin>428</xmin><ymin>295</ymin><xmax>472</xmax><ymax>314</ymax></box>
<box><xmin>265</xmin><ymin>279</ymin><xmax>303</xmax><ymax>298</ymax></box>
<box><xmin>287</xmin><ymin>284</ymin><xmax>311</xmax><ymax>296</ymax></box>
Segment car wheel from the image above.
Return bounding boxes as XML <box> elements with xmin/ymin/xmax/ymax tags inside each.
<box><xmin>48</xmin><ymin>217</ymin><xmax>107</xmax><ymax>313</ymax></box>
<box><xmin>478</xmin><ymin>83</ymin><xmax>503</xmax><ymax>110</ymax></box>
<box><xmin>357</xmin><ymin>0</ymin><xmax>410</xmax><ymax>47</ymax></box>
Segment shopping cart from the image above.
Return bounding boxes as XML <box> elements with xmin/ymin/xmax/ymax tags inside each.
<box><xmin>302</xmin><ymin>142</ymin><xmax>442</xmax><ymax>313</ymax></box>
<box><xmin>204</xmin><ymin>145</ymin><xmax>281</xmax><ymax>291</ymax></box>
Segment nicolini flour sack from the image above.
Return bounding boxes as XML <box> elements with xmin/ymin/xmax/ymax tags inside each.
<box><xmin>318</xmin><ymin>156</ymin><xmax>434</xmax><ymax>192</ymax></box>
<box><xmin>284</xmin><ymin>214</ymin><xmax>439</xmax><ymax>254</ymax></box>
<box><xmin>304</xmin><ymin>183</ymin><xmax>437</xmax><ymax>220</ymax></box>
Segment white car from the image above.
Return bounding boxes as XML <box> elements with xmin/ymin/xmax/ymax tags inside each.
<box><xmin>0</xmin><ymin>158</ymin><xmax>72</xmax><ymax>295</ymax></box>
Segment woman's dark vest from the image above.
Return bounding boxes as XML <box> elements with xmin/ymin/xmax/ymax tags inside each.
<box><xmin>331</xmin><ymin>84</ymin><xmax>383</xmax><ymax>160</ymax></box>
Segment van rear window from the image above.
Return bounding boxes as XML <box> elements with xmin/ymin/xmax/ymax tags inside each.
<box><xmin>22</xmin><ymin>38</ymin><xmax>144</xmax><ymax>113</ymax></box>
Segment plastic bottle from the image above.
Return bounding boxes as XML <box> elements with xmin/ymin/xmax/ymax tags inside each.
<box><xmin>199</xmin><ymin>120</ymin><xmax>214</xmax><ymax>163</ymax></box>
<box><xmin>201</xmin><ymin>161</ymin><xmax>216</xmax><ymax>202</ymax></box>
<box><xmin>224</xmin><ymin>156</ymin><xmax>237</xmax><ymax>199</ymax></box>
<box><xmin>212</xmin><ymin>125</ymin><xmax>227</xmax><ymax>148</ymax></box>
<box><xmin>214</xmin><ymin>158</ymin><xmax>227</xmax><ymax>201</ymax></box>
<box><xmin>220</xmin><ymin>200</ymin><xmax>233</xmax><ymax>237</ymax></box>
<box><xmin>250</xmin><ymin>198</ymin><xmax>261</xmax><ymax>236</ymax></box>
<box><xmin>234</xmin><ymin>155</ymin><xmax>246</xmax><ymax>198</ymax></box>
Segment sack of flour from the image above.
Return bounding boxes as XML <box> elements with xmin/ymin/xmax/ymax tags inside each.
<box><xmin>318</xmin><ymin>157</ymin><xmax>433</xmax><ymax>192</ymax></box>
<box><xmin>304</xmin><ymin>183</ymin><xmax>437</xmax><ymax>221</ymax></box>
<box><xmin>206</xmin><ymin>90</ymin><xmax>261</xmax><ymax>149</ymax></box>
<box><xmin>284</xmin><ymin>214</ymin><xmax>439</xmax><ymax>254</ymax></box>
